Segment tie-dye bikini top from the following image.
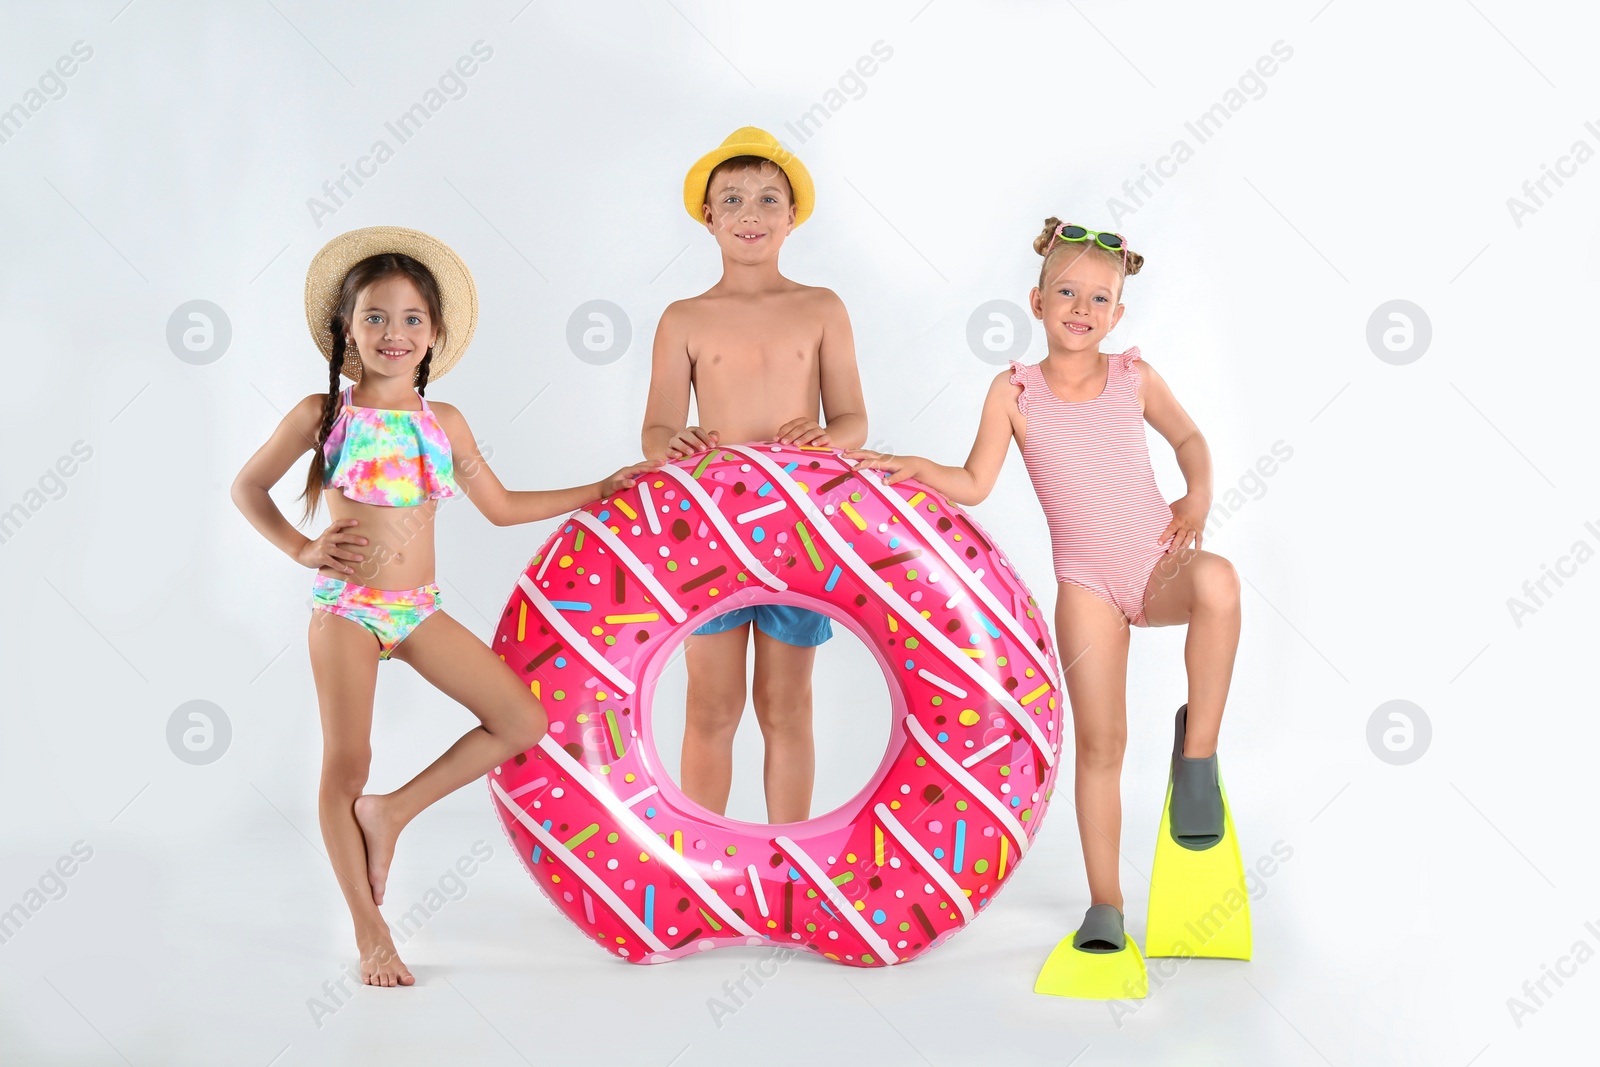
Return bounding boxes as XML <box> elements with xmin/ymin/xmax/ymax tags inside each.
<box><xmin>322</xmin><ymin>385</ymin><xmax>459</xmax><ymax>507</ymax></box>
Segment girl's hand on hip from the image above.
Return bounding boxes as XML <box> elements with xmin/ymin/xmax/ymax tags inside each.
<box><xmin>844</xmin><ymin>449</ymin><xmax>923</xmax><ymax>486</ymax></box>
<box><xmin>1161</xmin><ymin>495</ymin><xmax>1208</xmax><ymax>553</ymax></box>
<box><xmin>299</xmin><ymin>518</ymin><xmax>367</xmax><ymax>574</ymax></box>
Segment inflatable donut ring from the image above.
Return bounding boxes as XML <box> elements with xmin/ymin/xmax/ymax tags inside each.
<box><xmin>487</xmin><ymin>442</ymin><xmax>1064</xmax><ymax>967</ymax></box>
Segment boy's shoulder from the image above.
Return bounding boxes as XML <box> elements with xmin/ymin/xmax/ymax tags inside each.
<box><xmin>667</xmin><ymin>279</ymin><xmax>843</xmax><ymax>316</ymax></box>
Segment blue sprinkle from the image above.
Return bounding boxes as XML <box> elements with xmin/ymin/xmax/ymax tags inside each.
<box><xmin>824</xmin><ymin>564</ymin><xmax>842</xmax><ymax>592</ymax></box>
<box><xmin>531</xmin><ymin>846</ymin><xmax>542</xmax><ymax>864</ymax></box>
<box><xmin>889</xmin><ymin>536</ymin><xmax>901</xmax><ymax>549</ymax></box>
<box><xmin>789</xmin><ymin>867</ymin><xmax>800</xmax><ymax>881</ymax></box>
<box><xmin>757</xmin><ymin>481</ymin><xmax>774</xmax><ymax>497</ymax></box>
<box><xmin>645</xmin><ymin>806</ymin><xmax>656</xmax><ymax>818</ymax></box>
<box><xmin>597</xmin><ymin>510</ymin><xmax>610</xmax><ymax>521</ymax></box>
<box><xmin>1010</xmin><ymin>796</ymin><xmax>1022</xmax><ymax>808</ymax></box>
<box><xmin>541</xmin><ymin>819</ymin><xmax>553</xmax><ymax>831</ymax></box>
<box><xmin>563</xmin><ymin>525</ymin><xmax>574</xmax><ymax>533</ymax></box>
<box><xmin>820</xmin><ymin>900</ymin><xmax>836</xmax><ymax>918</ymax></box>
<box><xmin>933</xmin><ymin>847</ymin><xmax>945</xmax><ymax>860</ymax></box>
<box><xmin>752</xmin><ymin>526</ymin><xmax>766</xmax><ymax>543</ymax></box>
<box><xmin>904</xmin><ymin>659</ymin><xmax>915</xmax><ymax>669</ymax></box>
<box><xmin>872</xmin><ymin>909</ymin><xmax>887</xmax><ymax>924</ymax></box>
<box><xmin>937</xmin><ymin>732</ymin><xmax>949</xmax><ymax>742</ymax></box>
<box><xmin>554</xmin><ymin>656</ymin><xmax>568</xmax><ymax>668</ymax></box>
<box><xmin>969</xmin><ymin>633</ymin><xmax>981</xmax><ymax>645</ymax></box>
<box><xmin>550</xmin><ymin>601</ymin><xmax>592</xmax><ymax>611</ymax></box>
<box><xmin>783</xmin><ymin>461</ymin><xmax>799</xmax><ymax>474</ymax></box>
<box><xmin>974</xmin><ymin>610</ymin><xmax>1001</xmax><ymax>639</ymax></box>
<box><xmin>644</xmin><ymin>884</ymin><xmax>656</xmax><ymax>930</ymax></box>
<box><xmin>679</xmin><ymin>499</ymin><xmax>691</xmax><ymax>510</ymax></box>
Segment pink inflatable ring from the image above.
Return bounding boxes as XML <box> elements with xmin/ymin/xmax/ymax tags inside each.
<box><xmin>488</xmin><ymin>442</ymin><xmax>1064</xmax><ymax>967</ymax></box>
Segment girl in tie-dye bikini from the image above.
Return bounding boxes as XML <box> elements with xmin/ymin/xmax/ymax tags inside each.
<box><xmin>232</xmin><ymin>227</ymin><xmax>651</xmax><ymax>988</ymax></box>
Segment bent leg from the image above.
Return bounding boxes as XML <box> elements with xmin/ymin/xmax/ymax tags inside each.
<box><xmin>307</xmin><ymin>609</ymin><xmax>412</xmax><ymax>986</ymax></box>
<box><xmin>1140</xmin><ymin>549</ymin><xmax>1241</xmax><ymax>758</ymax></box>
<box><xmin>681</xmin><ymin>623</ymin><xmax>751</xmax><ymax>816</ymax></box>
<box><xmin>1055</xmin><ymin>581</ymin><xmax>1132</xmax><ymax>912</ymax></box>
<box><xmin>751</xmin><ymin>629</ymin><xmax>818</xmax><ymax>825</ymax></box>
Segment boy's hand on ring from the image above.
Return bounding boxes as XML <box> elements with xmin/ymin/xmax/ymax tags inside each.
<box><xmin>775</xmin><ymin>418</ymin><xmax>829</xmax><ymax>446</ymax></box>
<box><xmin>300</xmin><ymin>517</ymin><xmax>366</xmax><ymax>574</ymax></box>
<box><xmin>665</xmin><ymin>426</ymin><xmax>718</xmax><ymax>461</ymax></box>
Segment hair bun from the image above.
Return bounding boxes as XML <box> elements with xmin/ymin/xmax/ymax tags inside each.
<box><xmin>1033</xmin><ymin>216</ymin><xmax>1063</xmax><ymax>257</ymax></box>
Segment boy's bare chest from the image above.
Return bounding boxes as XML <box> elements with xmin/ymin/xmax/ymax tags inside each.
<box><xmin>685</xmin><ymin>305</ymin><xmax>822</xmax><ymax>375</ymax></box>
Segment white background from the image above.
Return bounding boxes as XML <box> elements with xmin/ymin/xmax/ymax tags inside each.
<box><xmin>1</xmin><ymin>1</ymin><xmax>1595</xmax><ymax>1064</ymax></box>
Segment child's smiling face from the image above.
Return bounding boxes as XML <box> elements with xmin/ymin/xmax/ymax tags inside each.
<box><xmin>1030</xmin><ymin>248</ymin><xmax>1127</xmax><ymax>352</ymax></box>
<box><xmin>701</xmin><ymin>160</ymin><xmax>796</xmax><ymax>261</ymax></box>
<box><xmin>347</xmin><ymin>274</ymin><xmax>439</xmax><ymax>381</ymax></box>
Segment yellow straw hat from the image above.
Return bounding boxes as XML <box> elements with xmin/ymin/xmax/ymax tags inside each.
<box><xmin>683</xmin><ymin>126</ymin><xmax>814</xmax><ymax>227</ymax></box>
<box><xmin>304</xmin><ymin>226</ymin><xmax>478</xmax><ymax>382</ymax></box>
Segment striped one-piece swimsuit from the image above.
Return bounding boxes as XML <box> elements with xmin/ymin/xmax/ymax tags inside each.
<box><xmin>1009</xmin><ymin>348</ymin><xmax>1174</xmax><ymax>625</ymax></box>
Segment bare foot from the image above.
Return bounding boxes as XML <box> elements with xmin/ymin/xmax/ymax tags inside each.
<box><xmin>357</xmin><ymin>924</ymin><xmax>414</xmax><ymax>987</ymax></box>
<box><xmin>352</xmin><ymin>794</ymin><xmax>400</xmax><ymax>906</ymax></box>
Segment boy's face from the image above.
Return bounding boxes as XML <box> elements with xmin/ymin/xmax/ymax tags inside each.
<box><xmin>1030</xmin><ymin>248</ymin><xmax>1126</xmax><ymax>353</ymax></box>
<box><xmin>700</xmin><ymin>160</ymin><xmax>796</xmax><ymax>262</ymax></box>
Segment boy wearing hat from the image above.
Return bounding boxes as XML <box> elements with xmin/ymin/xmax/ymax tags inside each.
<box><xmin>641</xmin><ymin>126</ymin><xmax>868</xmax><ymax>824</ymax></box>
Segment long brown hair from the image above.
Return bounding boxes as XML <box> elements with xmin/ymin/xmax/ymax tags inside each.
<box><xmin>298</xmin><ymin>253</ymin><xmax>445</xmax><ymax>523</ymax></box>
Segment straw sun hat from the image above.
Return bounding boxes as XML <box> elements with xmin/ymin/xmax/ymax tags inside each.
<box><xmin>304</xmin><ymin>226</ymin><xmax>478</xmax><ymax>381</ymax></box>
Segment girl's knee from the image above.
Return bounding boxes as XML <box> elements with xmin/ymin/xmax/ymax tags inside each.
<box><xmin>320</xmin><ymin>750</ymin><xmax>371</xmax><ymax>796</ymax></box>
<box><xmin>1196</xmin><ymin>555</ymin><xmax>1241</xmax><ymax>609</ymax></box>
<box><xmin>503</xmin><ymin>699</ymin><xmax>548</xmax><ymax>753</ymax></box>
<box><xmin>1074</xmin><ymin>727</ymin><xmax>1126</xmax><ymax>770</ymax></box>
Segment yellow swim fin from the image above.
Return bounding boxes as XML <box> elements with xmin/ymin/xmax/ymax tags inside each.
<box><xmin>1145</xmin><ymin>772</ymin><xmax>1252</xmax><ymax>960</ymax></box>
<box><xmin>1035</xmin><ymin>906</ymin><xmax>1149</xmax><ymax>999</ymax></box>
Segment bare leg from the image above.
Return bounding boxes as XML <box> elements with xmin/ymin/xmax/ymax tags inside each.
<box><xmin>307</xmin><ymin>610</ymin><xmax>412</xmax><ymax>987</ymax></box>
<box><xmin>680</xmin><ymin>624</ymin><xmax>751</xmax><ymax>815</ymax></box>
<box><xmin>1055</xmin><ymin>581</ymin><xmax>1132</xmax><ymax>912</ymax></box>
<box><xmin>353</xmin><ymin>610</ymin><xmax>547</xmax><ymax>908</ymax></box>
<box><xmin>1141</xmin><ymin>549</ymin><xmax>1241</xmax><ymax>758</ymax></box>
<box><xmin>751</xmin><ymin>629</ymin><xmax>818</xmax><ymax>825</ymax></box>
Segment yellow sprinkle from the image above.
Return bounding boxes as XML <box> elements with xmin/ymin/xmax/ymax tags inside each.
<box><xmin>958</xmin><ymin>709</ymin><xmax>980</xmax><ymax>726</ymax></box>
<box><xmin>614</xmin><ymin>499</ymin><xmax>637</xmax><ymax>520</ymax></box>
<box><xmin>907</xmin><ymin>491</ymin><xmax>926</xmax><ymax>508</ymax></box>
<box><xmin>625</xmin><ymin>772</ymin><xmax>636</xmax><ymax>783</ymax></box>
<box><xmin>591</xmin><ymin>626</ymin><xmax>604</xmax><ymax>636</ymax></box>
<box><xmin>558</xmin><ymin>554</ymin><xmax>573</xmax><ymax>568</ymax></box>
<box><xmin>961</xmin><ymin>647</ymin><xmax>984</xmax><ymax>657</ymax></box>
<box><xmin>1019</xmin><ymin>682</ymin><xmax>1051</xmax><ymax>705</ymax></box>
<box><xmin>874</xmin><ymin>825</ymin><xmax>885</xmax><ymax>867</ymax></box>
<box><xmin>887</xmin><ymin>615</ymin><xmax>898</xmax><ymax>633</ymax></box>
<box><xmin>840</xmin><ymin>501</ymin><xmax>867</xmax><ymax>530</ymax></box>
<box><xmin>517</xmin><ymin>602</ymin><xmax>527</xmax><ymax>642</ymax></box>
<box><xmin>998</xmin><ymin>836</ymin><xmax>1009</xmax><ymax>879</ymax></box>
<box><xmin>672</xmin><ymin>830</ymin><xmax>683</xmax><ymax>855</ymax></box>
<box><xmin>530</xmin><ymin>680</ymin><xmax>540</xmax><ymax>699</ymax></box>
<box><xmin>605</xmin><ymin>612</ymin><xmax>661</xmax><ymax>624</ymax></box>
<box><xmin>854</xmin><ymin>899</ymin><xmax>866</xmax><ymax>911</ymax></box>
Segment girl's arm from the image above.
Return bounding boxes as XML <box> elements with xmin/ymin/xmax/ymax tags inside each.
<box><xmin>435</xmin><ymin>403</ymin><xmax>654</xmax><ymax>527</ymax></box>
<box><xmin>1137</xmin><ymin>360</ymin><xmax>1213</xmax><ymax>551</ymax></box>
<box><xmin>230</xmin><ymin>393</ymin><xmax>368</xmax><ymax>573</ymax></box>
<box><xmin>846</xmin><ymin>369</ymin><xmax>1021</xmax><ymax>506</ymax></box>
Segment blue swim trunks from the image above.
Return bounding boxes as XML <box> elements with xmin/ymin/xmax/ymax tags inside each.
<box><xmin>690</xmin><ymin>604</ymin><xmax>833</xmax><ymax>648</ymax></box>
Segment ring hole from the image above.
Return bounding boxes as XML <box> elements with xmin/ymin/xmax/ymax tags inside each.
<box><xmin>645</xmin><ymin>601</ymin><xmax>895</xmax><ymax>826</ymax></box>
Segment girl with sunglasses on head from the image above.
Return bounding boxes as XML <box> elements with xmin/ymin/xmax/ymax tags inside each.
<box><xmin>848</xmin><ymin>219</ymin><xmax>1242</xmax><ymax>968</ymax></box>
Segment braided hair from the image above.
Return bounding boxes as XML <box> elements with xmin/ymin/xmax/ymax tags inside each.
<box><xmin>298</xmin><ymin>253</ymin><xmax>445</xmax><ymax>522</ymax></box>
